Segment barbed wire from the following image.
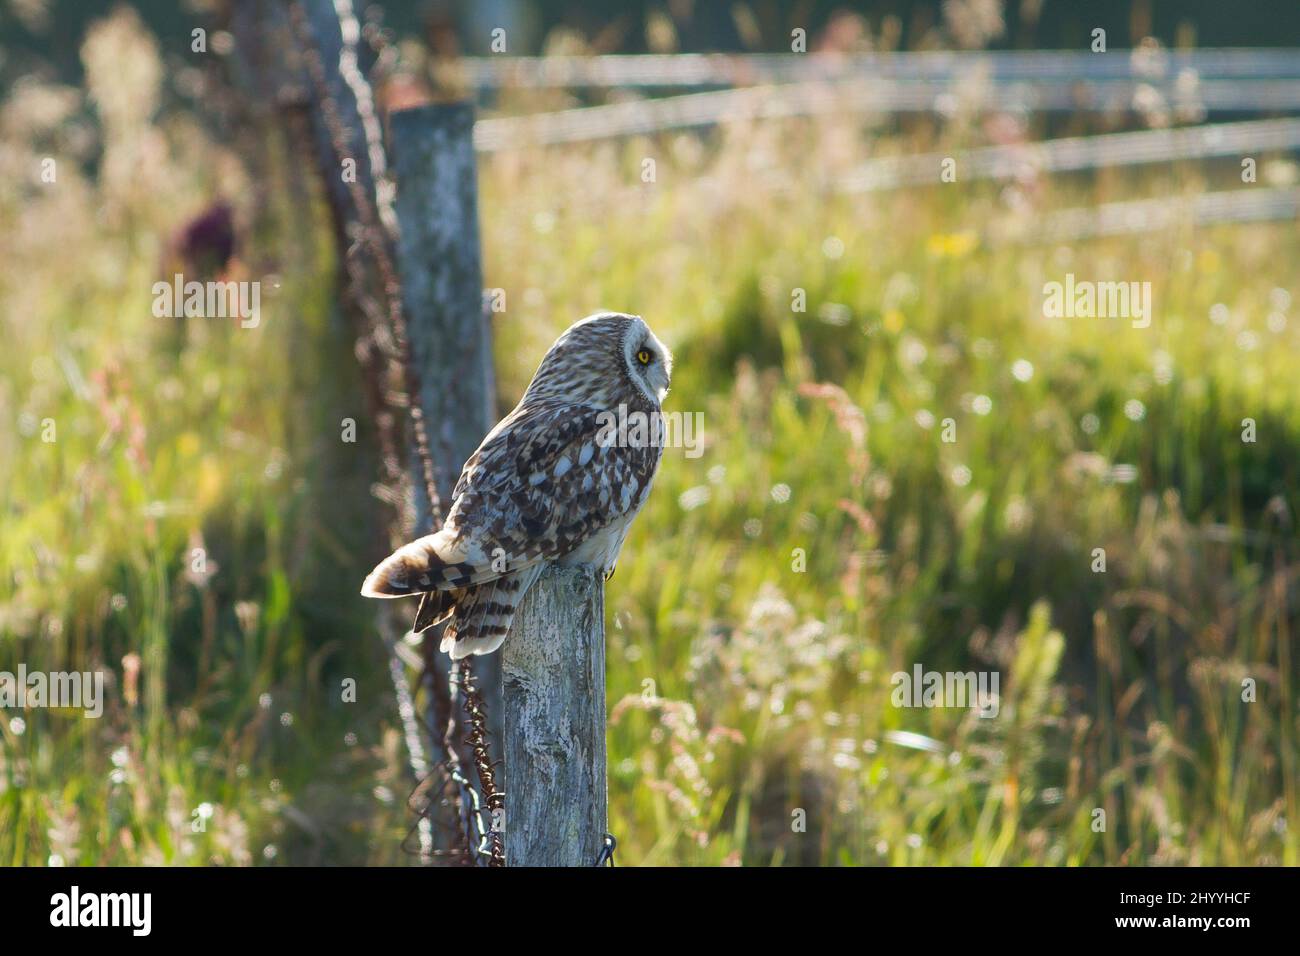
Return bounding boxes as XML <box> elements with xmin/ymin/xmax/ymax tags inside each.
<box><xmin>460</xmin><ymin>658</ymin><xmax>506</xmax><ymax>866</ymax></box>
<box><xmin>285</xmin><ymin>0</ymin><xmax>500</xmax><ymax>866</ymax></box>
<box><xmin>286</xmin><ymin>0</ymin><xmax>442</xmax><ymax>525</ymax></box>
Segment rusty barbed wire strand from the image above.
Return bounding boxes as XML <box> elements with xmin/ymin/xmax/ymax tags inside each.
<box><xmin>285</xmin><ymin>0</ymin><xmax>502</xmax><ymax>865</ymax></box>
<box><xmin>286</xmin><ymin>0</ymin><xmax>442</xmax><ymax>528</ymax></box>
<box><xmin>459</xmin><ymin>657</ymin><xmax>506</xmax><ymax>866</ymax></box>
<box><xmin>267</xmin><ymin>47</ymin><xmax>446</xmax><ymax>861</ymax></box>
<box><xmin>433</xmin><ymin>661</ymin><xmax>483</xmax><ymax>865</ymax></box>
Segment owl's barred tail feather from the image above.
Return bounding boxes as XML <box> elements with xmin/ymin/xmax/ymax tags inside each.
<box><xmin>413</xmin><ymin>589</ymin><xmax>458</xmax><ymax>632</ymax></box>
<box><xmin>440</xmin><ymin>566</ymin><xmax>544</xmax><ymax>659</ymax></box>
<box><xmin>361</xmin><ymin>533</ymin><xmax>545</xmax><ymax>659</ymax></box>
<box><xmin>360</xmin><ymin>529</ymin><xmax>483</xmax><ymax>597</ymax></box>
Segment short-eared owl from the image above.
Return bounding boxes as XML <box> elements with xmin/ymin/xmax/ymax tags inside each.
<box><xmin>361</xmin><ymin>312</ymin><xmax>672</xmax><ymax>658</ymax></box>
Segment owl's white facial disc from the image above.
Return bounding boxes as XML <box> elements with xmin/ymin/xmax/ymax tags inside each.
<box><xmin>622</xmin><ymin>317</ymin><xmax>673</xmax><ymax>405</ymax></box>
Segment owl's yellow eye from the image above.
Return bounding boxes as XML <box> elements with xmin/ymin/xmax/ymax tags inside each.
<box><xmin>636</xmin><ymin>348</ymin><xmax>652</xmax><ymax>365</ymax></box>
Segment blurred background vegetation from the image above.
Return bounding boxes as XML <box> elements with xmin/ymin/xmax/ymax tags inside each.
<box><xmin>1</xmin><ymin>0</ymin><xmax>1298</xmax><ymax>865</ymax></box>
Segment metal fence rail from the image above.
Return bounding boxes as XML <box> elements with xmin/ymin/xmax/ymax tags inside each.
<box><xmin>840</xmin><ymin>117</ymin><xmax>1300</xmax><ymax>191</ymax></box>
<box><xmin>458</xmin><ymin>49</ymin><xmax>1300</xmax><ymax>88</ymax></box>
<box><xmin>474</xmin><ymin>79</ymin><xmax>1300</xmax><ymax>150</ymax></box>
<box><xmin>1039</xmin><ymin>185</ymin><xmax>1300</xmax><ymax>240</ymax></box>
<box><xmin>465</xmin><ymin>51</ymin><xmax>1300</xmax><ymax>244</ymax></box>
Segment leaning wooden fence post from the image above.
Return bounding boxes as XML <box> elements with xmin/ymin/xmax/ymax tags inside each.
<box><xmin>388</xmin><ymin>104</ymin><xmax>503</xmax><ymax>832</ymax></box>
<box><xmin>501</xmin><ymin>565</ymin><xmax>607</xmax><ymax>866</ymax></box>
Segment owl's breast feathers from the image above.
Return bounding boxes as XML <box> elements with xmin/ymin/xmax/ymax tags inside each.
<box><xmin>450</xmin><ymin>398</ymin><xmax>661</xmax><ymax>563</ymax></box>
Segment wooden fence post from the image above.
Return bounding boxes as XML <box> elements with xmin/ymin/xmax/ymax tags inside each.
<box><xmin>501</xmin><ymin>565</ymin><xmax>607</xmax><ymax>866</ymax></box>
<box><xmin>388</xmin><ymin>103</ymin><xmax>496</xmax><ymax>528</ymax></box>
<box><xmin>388</xmin><ymin>102</ymin><xmax>505</xmax><ymax>779</ymax></box>
<box><xmin>388</xmin><ymin>105</ymin><xmax>607</xmax><ymax>866</ymax></box>
<box><xmin>390</xmin><ymin>104</ymin><xmax>608</xmax><ymax>866</ymax></box>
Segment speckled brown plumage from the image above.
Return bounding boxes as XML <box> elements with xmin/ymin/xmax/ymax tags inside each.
<box><xmin>361</xmin><ymin>312</ymin><xmax>672</xmax><ymax>657</ymax></box>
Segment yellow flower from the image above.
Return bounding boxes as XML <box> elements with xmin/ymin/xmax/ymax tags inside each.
<box><xmin>926</xmin><ymin>231</ymin><xmax>979</xmax><ymax>258</ymax></box>
<box><xmin>196</xmin><ymin>455</ymin><xmax>223</xmax><ymax>510</ymax></box>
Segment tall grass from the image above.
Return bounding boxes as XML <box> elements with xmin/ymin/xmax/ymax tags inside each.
<box><xmin>2</xmin><ymin>9</ymin><xmax>1297</xmax><ymax>865</ymax></box>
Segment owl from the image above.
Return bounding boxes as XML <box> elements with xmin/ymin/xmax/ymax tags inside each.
<box><xmin>361</xmin><ymin>312</ymin><xmax>672</xmax><ymax>658</ymax></box>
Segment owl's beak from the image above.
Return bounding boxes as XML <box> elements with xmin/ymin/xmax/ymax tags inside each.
<box><xmin>649</xmin><ymin>370</ymin><xmax>669</xmax><ymax>402</ymax></box>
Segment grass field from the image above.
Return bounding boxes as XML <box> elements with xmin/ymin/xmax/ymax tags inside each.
<box><xmin>2</xmin><ymin>9</ymin><xmax>1297</xmax><ymax>865</ymax></box>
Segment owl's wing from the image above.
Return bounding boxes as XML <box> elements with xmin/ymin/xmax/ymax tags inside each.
<box><xmin>360</xmin><ymin>401</ymin><xmax>660</xmax><ymax>598</ymax></box>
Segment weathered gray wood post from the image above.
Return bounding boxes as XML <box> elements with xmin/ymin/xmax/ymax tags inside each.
<box><xmin>389</xmin><ymin>103</ymin><xmax>496</xmax><ymax>526</ymax></box>
<box><xmin>501</xmin><ymin>566</ymin><xmax>607</xmax><ymax>866</ymax></box>
<box><xmin>388</xmin><ymin>103</ymin><xmax>505</xmax><ymax>760</ymax></box>
<box><xmin>389</xmin><ymin>104</ymin><xmax>608</xmax><ymax>866</ymax></box>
